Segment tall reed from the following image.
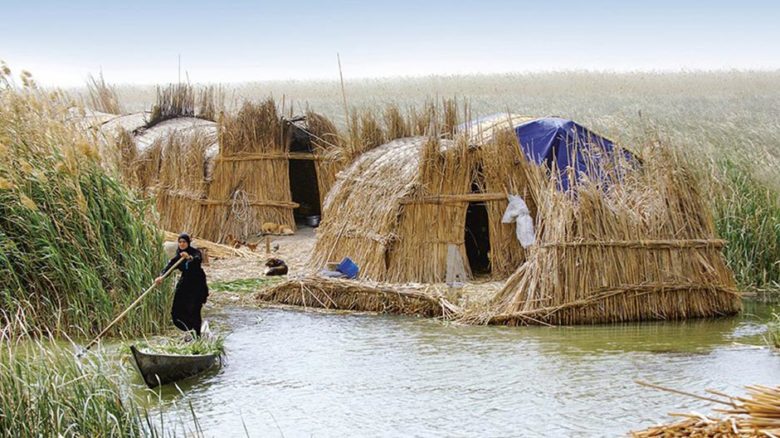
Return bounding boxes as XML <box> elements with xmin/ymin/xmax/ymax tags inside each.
<box><xmin>0</xmin><ymin>67</ymin><xmax>171</xmax><ymax>338</ymax></box>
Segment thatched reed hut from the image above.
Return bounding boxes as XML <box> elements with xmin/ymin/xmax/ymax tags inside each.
<box><xmin>311</xmin><ymin>111</ymin><xmax>740</xmax><ymax>325</ymax></box>
<box><xmin>101</xmin><ymin>97</ymin><xmax>342</xmax><ymax>243</ymax></box>
<box><xmin>480</xmin><ymin>145</ymin><xmax>742</xmax><ymax>325</ymax></box>
<box><xmin>309</xmin><ymin>130</ymin><xmax>533</xmax><ymax>283</ymax></box>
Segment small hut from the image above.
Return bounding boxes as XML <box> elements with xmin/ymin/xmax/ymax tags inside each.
<box><xmin>483</xmin><ymin>145</ymin><xmax>742</xmax><ymax>325</ymax></box>
<box><xmin>310</xmin><ymin>132</ymin><xmax>532</xmax><ymax>283</ymax></box>
<box><xmin>106</xmin><ymin>99</ymin><xmax>341</xmax><ymax>242</ymax></box>
<box><xmin>189</xmin><ymin>100</ymin><xmax>342</xmax><ymax>242</ymax></box>
<box><xmin>311</xmin><ymin>111</ymin><xmax>741</xmax><ymax>325</ymax></box>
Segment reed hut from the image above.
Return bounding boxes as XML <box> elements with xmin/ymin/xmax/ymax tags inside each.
<box><xmin>106</xmin><ymin>99</ymin><xmax>342</xmax><ymax>243</ymax></box>
<box><xmin>480</xmin><ymin>145</ymin><xmax>741</xmax><ymax>326</ymax></box>
<box><xmin>309</xmin><ymin>132</ymin><xmax>533</xmax><ymax>283</ymax></box>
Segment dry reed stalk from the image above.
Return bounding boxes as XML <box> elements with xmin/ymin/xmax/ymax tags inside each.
<box><xmin>631</xmin><ymin>384</ymin><xmax>780</xmax><ymax>437</ymax></box>
<box><xmin>85</xmin><ymin>73</ymin><xmax>123</xmax><ymax>115</ymax></box>
<box><xmin>196</xmin><ymin>85</ymin><xmax>224</xmax><ymax>122</ymax></box>
<box><xmin>256</xmin><ymin>277</ymin><xmax>445</xmax><ymax>317</ymax></box>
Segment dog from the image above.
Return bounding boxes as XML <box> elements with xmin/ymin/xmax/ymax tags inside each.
<box><xmin>261</xmin><ymin>222</ymin><xmax>280</xmax><ymax>235</ymax></box>
<box><xmin>264</xmin><ymin>258</ymin><xmax>288</xmax><ymax>276</ymax></box>
<box><xmin>261</xmin><ymin>222</ymin><xmax>295</xmax><ymax>236</ymax></box>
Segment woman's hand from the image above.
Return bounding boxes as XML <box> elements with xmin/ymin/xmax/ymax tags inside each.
<box><xmin>180</xmin><ymin>252</ymin><xmax>191</xmax><ymax>260</ymax></box>
<box><xmin>154</xmin><ymin>276</ymin><xmax>163</xmax><ymax>285</ymax></box>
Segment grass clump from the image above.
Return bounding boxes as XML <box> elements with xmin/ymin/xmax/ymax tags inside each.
<box><xmin>1</xmin><ymin>337</ymin><xmax>146</xmax><ymax>436</ymax></box>
<box><xmin>0</xmin><ymin>66</ymin><xmax>170</xmax><ymax>338</ymax></box>
<box><xmin>0</xmin><ymin>331</ymin><xmax>205</xmax><ymax>437</ymax></box>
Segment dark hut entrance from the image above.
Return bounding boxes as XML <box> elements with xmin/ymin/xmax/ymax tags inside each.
<box><xmin>464</xmin><ymin>202</ymin><xmax>491</xmax><ymax>276</ymax></box>
<box><xmin>288</xmin><ymin>122</ymin><xmax>322</xmax><ymax>223</ymax></box>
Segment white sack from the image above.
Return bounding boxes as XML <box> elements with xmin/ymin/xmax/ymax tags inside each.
<box><xmin>501</xmin><ymin>194</ymin><xmax>536</xmax><ymax>248</ymax></box>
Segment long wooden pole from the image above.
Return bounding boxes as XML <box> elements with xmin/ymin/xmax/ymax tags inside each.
<box><xmin>79</xmin><ymin>255</ymin><xmax>186</xmax><ymax>355</ymax></box>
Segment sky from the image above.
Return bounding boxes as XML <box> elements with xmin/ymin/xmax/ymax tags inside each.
<box><xmin>1</xmin><ymin>0</ymin><xmax>779</xmax><ymax>86</ymax></box>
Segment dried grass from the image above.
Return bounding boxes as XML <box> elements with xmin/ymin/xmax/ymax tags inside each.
<box><xmin>85</xmin><ymin>73</ymin><xmax>123</xmax><ymax>115</ymax></box>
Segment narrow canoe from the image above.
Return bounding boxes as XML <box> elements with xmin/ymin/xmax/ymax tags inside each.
<box><xmin>130</xmin><ymin>345</ymin><xmax>220</xmax><ymax>388</ymax></box>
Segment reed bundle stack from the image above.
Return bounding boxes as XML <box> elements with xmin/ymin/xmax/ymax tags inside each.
<box><xmin>632</xmin><ymin>385</ymin><xmax>780</xmax><ymax>437</ymax></box>
<box><xmin>258</xmin><ymin>277</ymin><xmax>446</xmax><ymax>317</ymax></box>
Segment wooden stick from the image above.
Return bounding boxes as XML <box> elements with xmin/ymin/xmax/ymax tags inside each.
<box><xmin>79</xmin><ymin>255</ymin><xmax>186</xmax><ymax>355</ymax></box>
<box><xmin>265</xmin><ymin>235</ymin><xmax>271</xmax><ymax>255</ymax></box>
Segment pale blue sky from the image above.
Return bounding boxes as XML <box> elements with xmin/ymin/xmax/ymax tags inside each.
<box><xmin>2</xmin><ymin>0</ymin><xmax>779</xmax><ymax>86</ymax></box>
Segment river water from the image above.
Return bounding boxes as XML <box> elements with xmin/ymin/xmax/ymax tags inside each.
<box><xmin>141</xmin><ymin>303</ymin><xmax>779</xmax><ymax>437</ymax></box>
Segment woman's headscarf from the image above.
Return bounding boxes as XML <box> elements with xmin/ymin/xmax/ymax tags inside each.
<box><xmin>178</xmin><ymin>233</ymin><xmax>191</xmax><ymax>245</ymax></box>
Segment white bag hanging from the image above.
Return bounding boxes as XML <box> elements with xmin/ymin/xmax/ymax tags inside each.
<box><xmin>501</xmin><ymin>194</ymin><xmax>535</xmax><ymax>248</ymax></box>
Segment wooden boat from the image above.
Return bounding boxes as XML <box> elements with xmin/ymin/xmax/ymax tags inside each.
<box><xmin>130</xmin><ymin>345</ymin><xmax>220</xmax><ymax>388</ymax></box>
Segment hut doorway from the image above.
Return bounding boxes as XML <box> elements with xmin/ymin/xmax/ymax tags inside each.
<box><xmin>464</xmin><ymin>202</ymin><xmax>491</xmax><ymax>276</ymax></box>
<box><xmin>288</xmin><ymin>126</ymin><xmax>322</xmax><ymax>222</ymax></box>
<box><xmin>288</xmin><ymin>159</ymin><xmax>321</xmax><ymax>219</ymax></box>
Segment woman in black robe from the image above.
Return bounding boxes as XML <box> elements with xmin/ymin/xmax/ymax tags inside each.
<box><xmin>155</xmin><ymin>233</ymin><xmax>208</xmax><ymax>337</ymax></box>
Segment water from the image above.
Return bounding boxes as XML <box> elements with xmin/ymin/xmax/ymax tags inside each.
<box><xmin>142</xmin><ymin>303</ymin><xmax>779</xmax><ymax>437</ymax></box>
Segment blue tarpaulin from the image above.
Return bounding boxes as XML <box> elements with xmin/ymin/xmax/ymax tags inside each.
<box><xmin>514</xmin><ymin>117</ymin><xmax>634</xmax><ymax>190</ymax></box>
<box><xmin>463</xmin><ymin>115</ymin><xmax>635</xmax><ymax>190</ymax></box>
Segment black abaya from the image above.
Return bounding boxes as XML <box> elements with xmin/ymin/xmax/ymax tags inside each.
<box><xmin>161</xmin><ymin>246</ymin><xmax>208</xmax><ymax>336</ymax></box>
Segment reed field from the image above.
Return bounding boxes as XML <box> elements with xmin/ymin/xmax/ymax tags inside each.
<box><xmin>0</xmin><ymin>65</ymin><xmax>171</xmax><ymax>339</ymax></box>
<box><xmin>87</xmin><ymin>71</ymin><xmax>780</xmax><ymax>292</ymax></box>
<box><xmin>0</xmin><ymin>328</ymin><xmax>201</xmax><ymax>437</ymax></box>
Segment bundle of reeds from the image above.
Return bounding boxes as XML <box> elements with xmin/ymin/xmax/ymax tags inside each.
<box><xmin>389</xmin><ymin>136</ymin><xmax>476</xmax><ymax>282</ymax></box>
<box><xmin>0</xmin><ymin>68</ymin><xmax>170</xmax><ymax>338</ymax></box>
<box><xmin>480</xmin><ymin>144</ymin><xmax>741</xmax><ymax>325</ymax></box>
<box><xmin>632</xmin><ymin>384</ymin><xmax>780</xmax><ymax>437</ymax></box>
<box><xmin>196</xmin><ymin>84</ymin><xmax>224</xmax><ymax>122</ymax></box>
<box><xmin>257</xmin><ymin>277</ymin><xmax>445</xmax><ymax>317</ymax></box>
